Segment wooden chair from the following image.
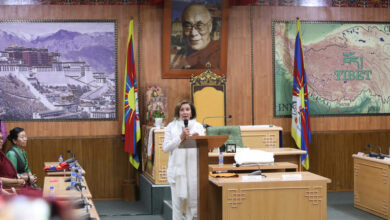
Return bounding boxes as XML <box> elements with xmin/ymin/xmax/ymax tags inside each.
<box><xmin>190</xmin><ymin>63</ymin><xmax>226</xmax><ymax>126</ymax></box>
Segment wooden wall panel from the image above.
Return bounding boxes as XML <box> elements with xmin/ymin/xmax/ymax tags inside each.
<box><xmin>283</xmin><ymin>131</ymin><xmax>390</xmax><ymax>191</ymax></box>
<box><xmin>2</xmin><ymin>5</ymin><xmax>390</xmax><ymax>197</ymax></box>
<box><xmin>225</xmin><ymin>6</ymin><xmax>252</xmax><ymax>125</ymax></box>
<box><xmin>19</xmin><ymin>136</ymin><xmax>129</xmax><ymax>199</ymax></box>
<box><xmin>140</xmin><ymin>5</ymin><xmax>190</xmax><ymax>121</ymax></box>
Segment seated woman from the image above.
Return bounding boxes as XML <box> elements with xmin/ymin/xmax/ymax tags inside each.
<box><xmin>0</xmin><ymin>130</ymin><xmax>25</xmax><ymax>193</ymax></box>
<box><xmin>6</xmin><ymin>127</ymin><xmax>39</xmax><ymax>189</ymax></box>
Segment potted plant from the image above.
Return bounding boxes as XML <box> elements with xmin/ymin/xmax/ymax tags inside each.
<box><xmin>152</xmin><ymin>108</ymin><xmax>165</xmax><ymax>128</ymax></box>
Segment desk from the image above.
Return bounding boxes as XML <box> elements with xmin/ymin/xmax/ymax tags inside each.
<box><xmin>353</xmin><ymin>154</ymin><xmax>390</xmax><ymax>219</ymax></box>
<box><xmin>44</xmin><ymin>162</ymin><xmax>86</xmax><ymax>176</ymax></box>
<box><xmin>43</xmin><ymin>176</ymin><xmax>92</xmax><ymax>199</ymax></box>
<box><xmin>209</xmin><ymin>148</ymin><xmax>306</xmax><ymax>171</ymax></box>
<box><xmin>209</xmin><ymin>162</ymin><xmax>298</xmax><ymax>172</ymax></box>
<box><xmin>209</xmin><ymin>172</ymin><xmax>330</xmax><ymax>220</ymax></box>
<box><xmin>73</xmin><ymin>199</ymin><xmax>100</xmax><ymax>220</ymax></box>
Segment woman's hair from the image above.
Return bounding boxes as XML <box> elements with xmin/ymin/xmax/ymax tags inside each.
<box><xmin>174</xmin><ymin>99</ymin><xmax>196</xmax><ymax>120</ymax></box>
<box><xmin>7</xmin><ymin>127</ymin><xmax>24</xmax><ymax>145</ymax></box>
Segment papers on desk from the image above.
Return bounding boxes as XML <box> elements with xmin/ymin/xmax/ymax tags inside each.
<box><xmin>234</xmin><ymin>148</ymin><xmax>274</xmax><ymax>165</ymax></box>
<box><xmin>242</xmin><ymin>175</ymin><xmax>264</xmax><ymax>181</ymax></box>
<box><xmin>282</xmin><ymin>174</ymin><xmax>302</xmax><ymax>180</ymax></box>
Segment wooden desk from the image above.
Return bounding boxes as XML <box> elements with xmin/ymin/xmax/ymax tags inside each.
<box><xmin>209</xmin><ymin>162</ymin><xmax>298</xmax><ymax>172</ymax></box>
<box><xmin>353</xmin><ymin>154</ymin><xmax>390</xmax><ymax>219</ymax></box>
<box><xmin>44</xmin><ymin>162</ymin><xmax>86</xmax><ymax>176</ymax></box>
<box><xmin>209</xmin><ymin>148</ymin><xmax>307</xmax><ymax>171</ymax></box>
<box><xmin>209</xmin><ymin>172</ymin><xmax>330</xmax><ymax>220</ymax></box>
<box><xmin>73</xmin><ymin>199</ymin><xmax>100</xmax><ymax>220</ymax></box>
<box><xmin>43</xmin><ymin>176</ymin><xmax>92</xmax><ymax>199</ymax></box>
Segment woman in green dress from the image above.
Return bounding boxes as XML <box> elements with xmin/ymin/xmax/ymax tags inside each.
<box><xmin>6</xmin><ymin>127</ymin><xmax>38</xmax><ymax>187</ymax></box>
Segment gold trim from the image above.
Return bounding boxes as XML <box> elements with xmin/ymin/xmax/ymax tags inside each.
<box><xmin>190</xmin><ymin>63</ymin><xmax>226</xmax><ymax>87</ymax></box>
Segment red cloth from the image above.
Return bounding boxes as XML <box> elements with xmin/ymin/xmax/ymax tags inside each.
<box><xmin>0</xmin><ymin>151</ymin><xmax>42</xmax><ymax>197</ymax></box>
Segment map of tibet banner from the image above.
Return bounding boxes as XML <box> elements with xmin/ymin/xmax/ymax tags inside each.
<box><xmin>273</xmin><ymin>21</ymin><xmax>390</xmax><ymax>117</ymax></box>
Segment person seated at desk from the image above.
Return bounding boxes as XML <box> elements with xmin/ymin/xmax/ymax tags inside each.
<box><xmin>0</xmin><ymin>132</ymin><xmax>20</xmax><ymax>195</ymax></box>
<box><xmin>163</xmin><ymin>100</ymin><xmax>205</xmax><ymax>220</ymax></box>
<box><xmin>6</xmin><ymin>127</ymin><xmax>40</xmax><ymax>190</ymax></box>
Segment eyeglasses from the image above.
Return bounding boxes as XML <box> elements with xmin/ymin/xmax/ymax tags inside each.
<box><xmin>182</xmin><ymin>20</ymin><xmax>211</xmax><ymax>33</ymax></box>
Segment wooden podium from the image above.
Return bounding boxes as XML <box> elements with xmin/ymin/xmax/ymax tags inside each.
<box><xmin>180</xmin><ymin>135</ymin><xmax>228</xmax><ymax>220</ymax></box>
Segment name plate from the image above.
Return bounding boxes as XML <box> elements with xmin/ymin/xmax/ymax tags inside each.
<box><xmin>282</xmin><ymin>174</ymin><xmax>302</xmax><ymax>180</ymax></box>
<box><xmin>384</xmin><ymin>157</ymin><xmax>390</xmax><ymax>162</ymax></box>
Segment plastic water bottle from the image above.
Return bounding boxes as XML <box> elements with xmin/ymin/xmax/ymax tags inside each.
<box><xmin>49</xmin><ymin>186</ymin><xmax>55</xmax><ymax>199</ymax></box>
<box><xmin>77</xmin><ymin>167</ymin><xmax>82</xmax><ymax>183</ymax></box>
<box><xmin>58</xmin><ymin>155</ymin><xmax>63</xmax><ymax>163</ymax></box>
<box><xmin>219</xmin><ymin>151</ymin><xmax>224</xmax><ymax>167</ymax></box>
<box><xmin>70</xmin><ymin>165</ymin><xmax>76</xmax><ymax>188</ymax></box>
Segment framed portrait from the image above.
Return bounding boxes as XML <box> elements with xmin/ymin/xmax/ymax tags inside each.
<box><xmin>0</xmin><ymin>20</ymin><xmax>117</xmax><ymax>121</ymax></box>
<box><xmin>162</xmin><ymin>0</ymin><xmax>228</xmax><ymax>78</ymax></box>
<box><xmin>225</xmin><ymin>144</ymin><xmax>236</xmax><ymax>153</ymax></box>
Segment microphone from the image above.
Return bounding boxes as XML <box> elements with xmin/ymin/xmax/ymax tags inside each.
<box><xmin>184</xmin><ymin>119</ymin><xmax>188</xmax><ymax>128</ymax></box>
<box><xmin>64</xmin><ymin>149</ymin><xmax>76</xmax><ymax>164</ymax></box>
<box><xmin>202</xmin><ymin>115</ymin><xmax>232</xmax><ymax>126</ymax></box>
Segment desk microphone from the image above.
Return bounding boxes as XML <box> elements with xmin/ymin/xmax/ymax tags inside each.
<box><xmin>202</xmin><ymin>115</ymin><xmax>232</xmax><ymax>127</ymax></box>
<box><xmin>65</xmin><ymin>149</ymin><xmax>76</xmax><ymax>163</ymax></box>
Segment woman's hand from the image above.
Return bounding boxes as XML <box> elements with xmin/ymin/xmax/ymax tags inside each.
<box><xmin>29</xmin><ymin>175</ymin><xmax>38</xmax><ymax>184</ymax></box>
<box><xmin>192</xmin><ymin>132</ymin><xmax>199</xmax><ymax>136</ymax></box>
<box><xmin>180</xmin><ymin>128</ymin><xmax>190</xmax><ymax>141</ymax></box>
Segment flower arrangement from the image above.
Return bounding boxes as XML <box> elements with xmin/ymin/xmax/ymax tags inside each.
<box><xmin>152</xmin><ymin>108</ymin><xmax>165</xmax><ymax>119</ymax></box>
<box><xmin>145</xmin><ymin>86</ymin><xmax>167</xmax><ymax>126</ymax></box>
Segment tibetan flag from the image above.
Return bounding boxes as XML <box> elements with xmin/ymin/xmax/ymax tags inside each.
<box><xmin>291</xmin><ymin>19</ymin><xmax>311</xmax><ymax>170</ymax></box>
<box><xmin>122</xmin><ymin>20</ymin><xmax>141</xmax><ymax>170</ymax></box>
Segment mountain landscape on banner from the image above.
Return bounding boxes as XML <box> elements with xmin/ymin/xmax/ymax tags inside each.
<box><xmin>0</xmin><ymin>24</ymin><xmax>116</xmax><ymax>120</ymax></box>
<box><xmin>0</xmin><ymin>29</ymin><xmax>115</xmax><ymax>74</ymax></box>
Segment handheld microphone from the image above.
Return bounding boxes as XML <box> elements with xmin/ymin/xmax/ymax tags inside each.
<box><xmin>184</xmin><ymin>119</ymin><xmax>188</xmax><ymax>128</ymax></box>
<box><xmin>202</xmin><ymin>115</ymin><xmax>232</xmax><ymax>127</ymax></box>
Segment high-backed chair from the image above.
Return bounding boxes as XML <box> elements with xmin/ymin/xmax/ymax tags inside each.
<box><xmin>190</xmin><ymin>63</ymin><xmax>226</xmax><ymax>126</ymax></box>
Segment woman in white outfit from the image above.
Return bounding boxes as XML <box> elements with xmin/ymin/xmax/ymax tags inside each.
<box><xmin>163</xmin><ymin>100</ymin><xmax>205</xmax><ymax>220</ymax></box>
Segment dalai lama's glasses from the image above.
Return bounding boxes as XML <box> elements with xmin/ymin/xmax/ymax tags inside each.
<box><xmin>182</xmin><ymin>20</ymin><xmax>211</xmax><ymax>34</ymax></box>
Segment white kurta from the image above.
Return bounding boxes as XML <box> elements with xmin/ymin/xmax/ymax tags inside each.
<box><xmin>162</xmin><ymin>119</ymin><xmax>205</xmax><ymax>220</ymax></box>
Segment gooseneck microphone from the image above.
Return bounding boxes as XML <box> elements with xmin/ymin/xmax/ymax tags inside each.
<box><xmin>184</xmin><ymin>119</ymin><xmax>189</xmax><ymax>128</ymax></box>
<box><xmin>202</xmin><ymin>115</ymin><xmax>232</xmax><ymax>127</ymax></box>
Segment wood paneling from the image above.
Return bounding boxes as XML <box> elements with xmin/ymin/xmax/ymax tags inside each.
<box><xmin>22</xmin><ymin>136</ymin><xmax>130</xmax><ymax>199</ymax></box>
<box><xmin>283</xmin><ymin>131</ymin><xmax>390</xmax><ymax>191</ymax></box>
<box><xmin>1</xmin><ymin>5</ymin><xmax>390</xmax><ymax>198</ymax></box>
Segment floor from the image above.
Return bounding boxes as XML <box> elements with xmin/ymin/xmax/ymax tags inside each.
<box><xmin>94</xmin><ymin>191</ymin><xmax>383</xmax><ymax>220</ymax></box>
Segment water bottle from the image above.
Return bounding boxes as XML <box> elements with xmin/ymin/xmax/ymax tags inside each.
<box><xmin>49</xmin><ymin>186</ymin><xmax>55</xmax><ymax>199</ymax></box>
<box><xmin>77</xmin><ymin>167</ymin><xmax>82</xmax><ymax>183</ymax></box>
<box><xmin>219</xmin><ymin>151</ymin><xmax>224</xmax><ymax>167</ymax></box>
<box><xmin>58</xmin><ymin>155</ymin><xmax>63</xmax><ymax>163</ymax></box>
<box><xmin>70</xmin><ymin>165</ymin><xmax>76</xmax><ymax>188</ymax></box>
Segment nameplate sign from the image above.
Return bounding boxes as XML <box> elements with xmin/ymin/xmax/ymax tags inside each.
<box><xmin>282</xmin><ymin>174</ymin><xmax>302</xmax><ymax>181</ymax></box>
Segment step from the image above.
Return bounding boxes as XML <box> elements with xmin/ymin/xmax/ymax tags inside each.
<box><xmin>162</xmin><ymin>200</ymin><xmax>172</xmax><ymax>220</ymax></box>
<box><xmin>140</xmin><ymin>174</ymin><xmax>171</xmax><ymax>215</ymax></box>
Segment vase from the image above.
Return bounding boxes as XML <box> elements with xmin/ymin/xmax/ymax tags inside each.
<box><xmin>154</xmin><ymin>118</ymin><xmax>163</xmax><ymax>128</ymax></box>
